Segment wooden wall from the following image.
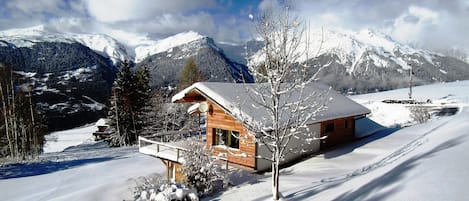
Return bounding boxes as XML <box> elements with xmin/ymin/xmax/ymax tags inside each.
<box><xmin>161</xmin><ymin>159</ymin><xmax>185</xmax><ymax>183</ymax></box>
<box><xmin>320</xmin><ymin>116</ymin><xmax>355</xmax><ymax>149</ymax></box>
<box><xmin>206</xmin><ymin>102</ymin><xmax>256</xmax><ymax>169</ymax></box>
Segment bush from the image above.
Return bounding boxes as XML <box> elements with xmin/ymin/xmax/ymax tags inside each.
<box><xmin>133</xmin><ymin>175</ymin><xmax>198</xmax><ymax>201</ymax></box>
<box><xmin>180</xmin><ymin>140</ymin><xmax>225</xmax><ymax>196</ymax></box>
<box><xmin>409</xmin><ymin>105</ymin><xmax>431</xmax><ymax>123</ymax></box>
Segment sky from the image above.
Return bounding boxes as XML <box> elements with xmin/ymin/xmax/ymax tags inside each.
<box><xmin>1</xmin><ymin>0</ymin><xmax>468</xmax><ymax>53</ymax></box>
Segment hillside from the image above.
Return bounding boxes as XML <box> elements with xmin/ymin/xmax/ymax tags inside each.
<box><xmin>2</xmin><ymin>25</ymin><xmax>469</xmax><ymax>130</ymax></box>
<box><xmin>0</xmin><ymin>80</ymin><xmax>468</xmax><ymax>200</ymax></box>
<box><xmin>0</xmin><ymin>26</ymin><xmax>252</xmax><ymax>129</ymax></box>
<box><xmin>243</xmin><ymin>29</ymin><xmax>469</xmax><ymax>93</ymax></box>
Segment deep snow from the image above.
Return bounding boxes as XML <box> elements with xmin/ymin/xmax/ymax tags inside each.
<box><xmin>215</xmin><ymin>80</ymin><xmax>469</xmax><ymax>200</ymax></box>
<box><xmin>0</xmin><ymin>127</ymin><xmax>165</xmax><ymax>201</ymax></box>
<box><xmin>1</xmin><ymin>80</ymin><xmax>468</xmax><ymax>201</ymax></box>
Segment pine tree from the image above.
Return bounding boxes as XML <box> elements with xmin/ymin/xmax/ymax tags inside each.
<box><xmin>178</xmin><ymin>57</ymin><xmax>204</xmax><ymax>90</ymax></box>
<box><xmin>108</xmin><ymin>61</ymin><xmax>151</xmax><ymax>146</ymax></box>
<box><xmin>108</xmin><ymin>61</ymin><xmax>137</xmax><ymax>146</ymax></box>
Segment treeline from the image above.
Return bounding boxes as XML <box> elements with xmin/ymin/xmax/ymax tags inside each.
<box><xmin>0</xmin><ymin>64</ymin><xmax>47</xmax><ymax>159</ymax></box>
<box><xmin>108</xmin><ymin>57</ymin><xmax>203</xmax><ymax>146</ymax></box>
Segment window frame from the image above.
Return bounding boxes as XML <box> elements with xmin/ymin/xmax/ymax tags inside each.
<box><xmin>213</xmin><ymin>128</ymin><xmax>240</xmax><ymax>149</ymax></box>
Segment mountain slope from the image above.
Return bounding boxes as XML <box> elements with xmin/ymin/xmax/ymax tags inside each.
<box><xmin>0</xmin><ymin>27</ymin><xmax>119</xmax><ymax>130</ymax></box>
<box><xmin>136</xmin><ymin>34</ymin><xmax>253</xmax><ymax>89</ymax></box>
<box><xmin>243</xmin><ymin>28</ymin><xmax>469</xmax><ymax>93</ymax></box>
<box><xmin>0</xmin><ymin>25</ymin><xmax>130</xmax><ymax>64</ymax></box>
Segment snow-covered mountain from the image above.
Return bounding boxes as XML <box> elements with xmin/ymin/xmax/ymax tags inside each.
<box><xmin>0</xmin><ymin>26</ymin><xmax>252</xmax><ymax>129</ymax></box>
<box><xmin>1</xmin><ymin>25</ymin><xmax>469</xmax><ymax>129</ymax></box>
<box><xmin>244</xmin><ymin>28</ymin><xmax>469</xmax><ymax>93</ymax></box>
<box><xmin>134</xmin><ymin>31</ymin><xmax>205</xmax><ymax>63</ymax></box>
<box><xmin>0</xmin><ymin>25</ymin><xmax>130</xmax><ymax>64</ymax></box>
<box><xmin>135</xmin><ymin>33</ymin><xmax>252</xmax><ymax>88</ymax></box>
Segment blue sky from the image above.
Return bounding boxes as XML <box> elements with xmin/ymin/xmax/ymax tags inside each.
<box><xmin>1</xmin><ymin>0</ymin><xmax>468</xmax><ymax>52</ymax></box>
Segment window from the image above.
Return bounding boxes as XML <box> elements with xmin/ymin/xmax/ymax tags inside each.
<box><xmin>213</xmin><ymin>128</ymin><xmax>240</xmax><ymax>149</ymax></box>
<box><xmin>325</xmin><ymin>123</ymin><xmax>334</xmax><ymax>133</ymax></box>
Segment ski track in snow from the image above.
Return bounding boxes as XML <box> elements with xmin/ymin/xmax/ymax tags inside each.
<box><xmin>1</xmin><ymin>80</ymin><xmax>469</xmax><ymax>201</ymax></box>
<box><xmin>310</xmin><ymin>117</ymin><xmax>452</xmax><ymax>189</ymax></box>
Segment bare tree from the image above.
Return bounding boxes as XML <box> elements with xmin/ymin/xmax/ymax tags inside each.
<box><xmin>0</xmin><ymin>64</ymin><xmax>46</xmax><ymax>159</ymax></box>
<box><xmin>240</xmin><ymin>4</ymin><xmax>328</xmax><ymax>200</ymax></box>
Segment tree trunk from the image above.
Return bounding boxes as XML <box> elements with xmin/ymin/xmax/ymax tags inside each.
<box><xmin>8</xmin><ymin>76</ymin><xmax>19</xmax><ymax>158</ymax></box>
<box><xmin>29</xmin><ymin>90</ymin><xmax>38</xmax><ymax>157</ymax></box>
<box><xmin>114</xmin><ymin>91</ymin><xmax>121</xmax><ymax>145</ymax></box>
<box><xmin>0</xmin><ymin>82</ymin><xmax>14</xmax><ymax>157</ymax></box>
<box><xmin>272</xmin><ymin>150</ymin><xmax>280</xmax><ymax>200</ymax></box>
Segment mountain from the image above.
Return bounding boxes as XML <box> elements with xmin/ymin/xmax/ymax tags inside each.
<box><xmin>0</xmin><ymin>25</ymin><xmax>130</xmax><ymax>64</ymax></box>
<box><xmin>0</xmin><ymin>26</ymin><xmax>252</xmax><ymax>130</ymax></box>
<box><xmin>232</xmin><ymin>29</ymin><xmax>469</xmax><ymax>93</ymax></box>
<box><xmin>2</xmin><ymin>25</ymin><xmax>469</xmax><ymax>129</ymax></box>
<box><xmin>0</xmin><ymin>26</ymin><xmax>120</xmax><ymax>130</ymax></box>
<box><xmin>135</xmin><ymin>32</ymin><xmax>253</xmax><ymax>89</ymax></box>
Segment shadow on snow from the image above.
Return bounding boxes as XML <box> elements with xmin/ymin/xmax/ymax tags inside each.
<box><xmin>331</xmin><ymin>136</ymin><xmax>466</xmax><ymax>201</ymax></box>
<box><xmin>0</xmin><ymin>156</ymin><xmax>117</xmax><ymax>180</ymax></box>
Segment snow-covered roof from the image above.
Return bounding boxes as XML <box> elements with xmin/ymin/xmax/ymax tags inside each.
<box><xmin>172</xmin><ymin>82</ymin><xmax>371</xmax><ymax>130</ymax></box>
<box><xmin>95</xmin><ymin>118</ymin><xmax>109</xmax><ymax>127</ymax></box>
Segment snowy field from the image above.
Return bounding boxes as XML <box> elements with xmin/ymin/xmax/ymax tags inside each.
<box><xmin>43</xmin><ymin>124</ymin><xmax>96</xmax><ymax>153</ymax></box>
<box><xmin>0</xmin><ymin>126</ymin><xmax>165</xmax><ymax>201</ymax></box>
<box><xmin>1</xmin><ymin>80</ymin><xmax>468</xmax><ymax>201</ymax></box>
<box><xmin>216</xmin><ymin>80</ymin><xmax>469</xmax><ymax>200</ymax></box>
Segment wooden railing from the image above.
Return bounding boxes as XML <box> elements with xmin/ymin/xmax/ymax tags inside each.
<box><xmin>138</xmin><ymin>136</ymin><xmax>229</xmax><ymax>169</ymax></box>
<box><xmin>138</xmin><ymin>136</ymin><xmax>189</xmax><ymax>162</ymax></box>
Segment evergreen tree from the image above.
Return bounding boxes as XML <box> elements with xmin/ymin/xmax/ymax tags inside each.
<box><xmin>108</xmin><ymin>61</ymin><xmax>137</xmax><ymax>146</ymax></box>
<box><xmin>134</xmin><ymin>65</ymin><xmax>150</xmax><ymax>113</ymax></box>
<box><xmin>108</xmin><ymin>61</ymin><xmax>151</xmax><ymax>146</ymax></box>
<box><xmin>178</xmin><ymin>57</ymin><xmax>203</xmax><ymax>90</ymax></box>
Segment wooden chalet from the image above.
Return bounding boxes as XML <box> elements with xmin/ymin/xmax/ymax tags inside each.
<box><xmin>139</xmin><ymin>82</ymin><xmax>370</xmax><ymax>181</ymax></box>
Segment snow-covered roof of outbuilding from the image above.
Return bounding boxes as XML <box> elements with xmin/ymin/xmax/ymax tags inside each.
<box><xmin>172</xmin><ymin>82</ymin><xmax>370</xmax><ymax>130</ymax></box>
<box><xmin>95</xmin><ymin>118</ymin><xmax>109</xmax><ymax>127</ymax></box>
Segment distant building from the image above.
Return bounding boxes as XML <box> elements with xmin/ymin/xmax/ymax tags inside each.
<box><xmin>93</xmin><ymin>118</ymin><xmax>111</xmax><ymax>140</ymax></box>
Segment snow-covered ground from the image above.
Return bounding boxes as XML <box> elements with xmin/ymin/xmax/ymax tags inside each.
<box><xmin>215</xmin><ymin>80</ymin><xmax>469</xmax><ymax>200</ymax></box>
<box><xmin>43</xmin><ymin>124</ymin><xmax>96</xmax><ymax>153</ymax></box>
<box><xmin>1</xmin><ymin>125</ymin><xmax>165</xmax><ymax>201</ymax></box>
<box><xmin>1</xmin><ymin>80</ymin><xmax>468</xmax><ymax>201</ymax></box>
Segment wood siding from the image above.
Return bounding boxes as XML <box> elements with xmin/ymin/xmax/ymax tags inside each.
<box><xmin>206</xmin><ymin>102</ymin><xmax>256</xmax><ymax>169</ymax></box>
<box><xmin>161</xmin><ymin>159</ymin><xmax>185</xmax><ymax>183</ymax></box>
<box><xmin>320</xmin><ymin>117</ymin><xmax>355</xmax><ymax>149</ymax></box>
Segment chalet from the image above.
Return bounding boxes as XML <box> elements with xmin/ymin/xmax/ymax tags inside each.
<box><xmin>139</xmin><ymin>82</ymin><xmax>370</xmax><ymax>181</ymax></box>
<box><xmin>93</xmin><ymin>118</ymin><xmax>111</xmax><ymax>140</ymax></box>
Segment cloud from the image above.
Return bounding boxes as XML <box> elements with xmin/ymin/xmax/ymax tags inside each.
<box><xmin>85</xmin><ymin>0</ymin><xmax>217</xmax><ymax>23</ymax></box>
<box><xmin>387</xmin><ymin>6</ymin><xmax>440</xmax><ymax>44</ymax></box>
<box><xmin>290</xmin><ymin>0</ymin><xmax>469</xmax><ymax>52</ymax></box>
<box><xmin>1</xmin><ymin>0</ymin><xmax>468</xmax><ymax>53</ymax></box>
<box><xmin>6</xmin><ymin>0</ymin><xmax>67</xmax><ymax>15</ymax></box>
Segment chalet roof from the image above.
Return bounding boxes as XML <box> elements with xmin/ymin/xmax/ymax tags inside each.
<box><xmin>172</xmin><ymin>82</ymin><xmax>371</xmax><ymax>131</ymax></box>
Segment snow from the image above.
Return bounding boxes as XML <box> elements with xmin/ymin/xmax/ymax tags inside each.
<box><xmin>1</xmin><ymin>120</ymin><xmax>165</xmax><ymax>201</ymax></box>
<box><xmin>172</xmin><ymin>82</ymin><xmax>370</xmax><ymax>128</ymax></box>
<box><xmin>1</xmin><ymin>26</ymin><xmax>210</xmax><ymax>64</ymax></box>
<box><xmin>249</xmin><ymin>28</ymin><xmax>436</xmax><ymax>73</ymax></box>
<box><xmin>0</xmin><ymin>151</ymin><xmax>163</xmax><ymax>201</ymax></box>
<box><xmin>2</xmin><ymin>81</ymin><xmax>469</xmax><ymax>201</ymax></box>
<box><xmin>134</xmin><ymin>31</ymin><xmax>205</xmax><ymax>63</ymax></box>
<box><xmin>43</xmin><ymin>124</ymin><xmax>96</xmax><ymax>153</ymax></box>
<box><xmin>212</xmin><ymin>80</ymin><xmax>469</xmax><ymax>200</ymax></box>
<box><xmin>82</xmin><ymin>95</ymin><xmax>105</xmax><ymax>111</ymax></box>
<box><xmin>0</xmin><ymin>26</ymin><xmax>129</xmax><ymax>64</ymax></box>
